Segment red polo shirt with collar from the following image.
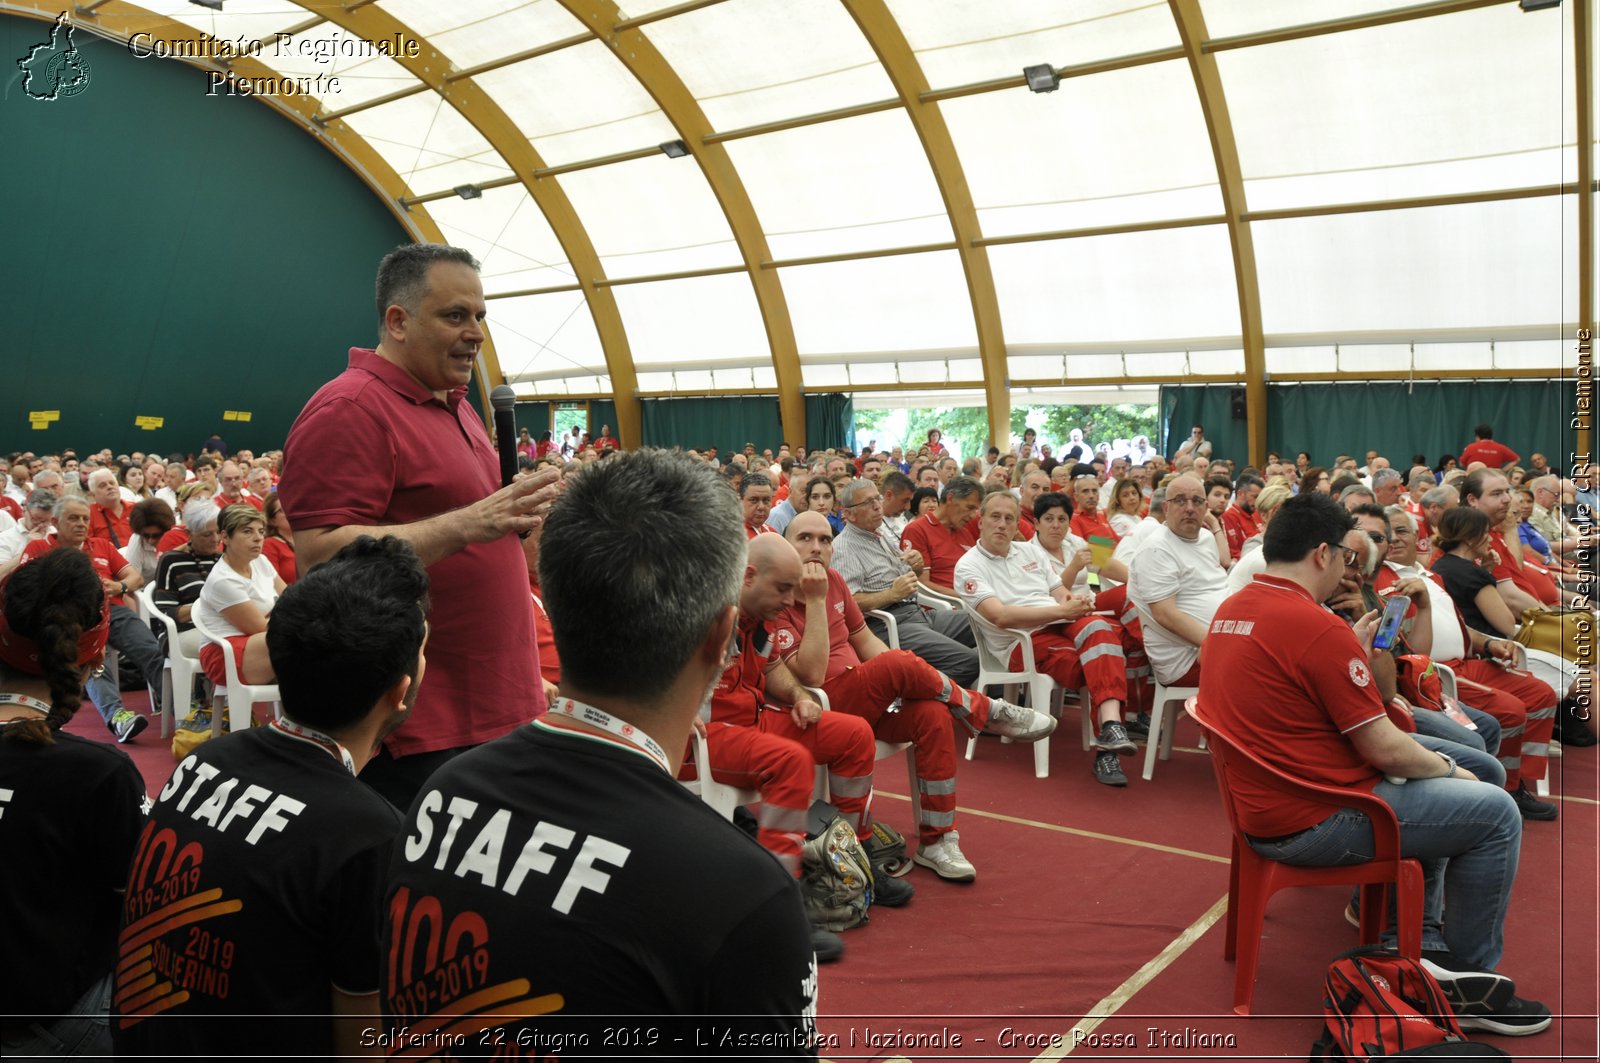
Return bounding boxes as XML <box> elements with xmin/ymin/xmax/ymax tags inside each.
<box><xmin>900</xmin><ymin>512</ymin><xmax>977</xmax><ymax>589</ymax></box>
<box><xmin>1220</xmin><ymin>504</ymin><xmax>1263</xmax><ymax>561</ymax></box>
<box><xmin>278</xmin><ymin>347</ymin><xmax>543</xmax><ymax>758</ymax></box>
<box><xmin>1199</xmin><ymin>574</ymin><xmax>1386</xmax><ymax>838</ymax></box>
<box><xmin>89</xmin><ymin>503</ymin><xmax>131</xmax><ymax>550</ymax></box>
<box><xmin>23</xmin><ymin>535</ymin><xmax>131</xmax><ymax>607</ymax></box>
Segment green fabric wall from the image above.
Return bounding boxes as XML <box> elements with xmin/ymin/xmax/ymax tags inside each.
<box><xmin>640</xmin><ymin>397</ymin><xmax>784</xmax><ymax>453</ymax></box>
<box><xmin>1158</xmin><ymin>385</ymin><xmax>1249</xmax><ymax>463</ymax></box>
<box><xmin>2</xmin><ymin>14</ymin><xmax>409</xmax><ymax>456</ymax></box>
<box><xmin>804</xmin><ymin>394</ymin><xmax>854</xmax><ymax>452</ymax></box>
<box><xmin>1159</xmin><ymin>381</ymin><xmax>1568</xmax><ymax>468</ymax></box>
<box><xmin>587</xmin><ymin>400</ymin><xmax>618</xmax><ymax>438</ymax></box>
<box><xmin>516</xmin><ymin>402</ymin><xmax>553</xmax><ymax>440</ymax></box>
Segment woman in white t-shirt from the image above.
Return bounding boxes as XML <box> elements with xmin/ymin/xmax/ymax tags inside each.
<box><xmin>194</xmin><ymin>503</ymin><xmax>284</xmax><ymax>690</ymax></box>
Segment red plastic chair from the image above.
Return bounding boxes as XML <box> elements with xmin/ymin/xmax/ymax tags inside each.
<box><xmin>1187</xmin><ymin>698</ymin><xmax>1424</xmax><ymax>1015</ymax></box>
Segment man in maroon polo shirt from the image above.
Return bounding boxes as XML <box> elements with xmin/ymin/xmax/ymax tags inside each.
<box><xmin>278</xmin><ymin>243</ymin><xmax>560</xmax><ymax>809</ymax></box>
<box><xmin>900</xmin><ymin>475</ymin><xmax>982</xmax><ymax>596</ymax></box>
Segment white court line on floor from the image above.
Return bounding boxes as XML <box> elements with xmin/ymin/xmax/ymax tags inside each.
<box><xmin>873</xmin><ymin>791</ymin><xmax>1230</xmax><ymax>865</ymax></box>
<box><xmin>1037</xmin><ymin>894</ymin><xmax>1231</xmax><ymax>1061</ymax></box>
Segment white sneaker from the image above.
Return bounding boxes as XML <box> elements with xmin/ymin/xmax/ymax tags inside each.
<box><xmin>913</xmin><ymin>830</ymin><xmax>977</xmax><ymax>882</ymax></box>
<box><xmin>986</xmin><ymin>699</ymin><xmax>1057</xmax><ymax>743</ymax></box>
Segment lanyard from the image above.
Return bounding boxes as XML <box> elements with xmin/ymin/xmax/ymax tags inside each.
<box><xmin>270</xmin><ymin>717</ymin><xmax>357</xmax><ymax>775</ymax></box>
<box><xmin>543</xmin><ymin>697</ymin><xmax>670</xmax><ymax>774</ymax></box>
<box><xmin>0</xmin><ymin>692</ymin><xmax>53</xmax><ymax>716</ymax></box>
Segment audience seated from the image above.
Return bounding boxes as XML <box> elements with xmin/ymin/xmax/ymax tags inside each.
<box><xmin>194</xmin><ymin>503</ymin><xmax>285</xmax><ymax>696</ymax></box>
<box><xmin>900</xmin><ymin>475</ymin><xmax>982</xmax><ymax>597</ymax></box>
<box><xmin>121</xmin><ymin>497</ymin><xmax>175</xmax><ymax>584</ymax></box>
<box><xmin>1128</xmin><ymin>474</ymin><xmax>1231</xmax><ymax>693</ymax></box>
<box><xmin>85</xmin><ymin>468</ymin><xmax>132</xmax><ymax>549</ymax></box>
<box><xmin>955</xmin><ymin>492</ymin><xmax>1137</xmax><ymax>787</ymax></box>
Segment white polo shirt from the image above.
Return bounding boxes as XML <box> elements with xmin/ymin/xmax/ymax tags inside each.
<box><xmin>955</xmin><ymin>539</ymin><xmax>1059</xmax><ymax>659</ymax></box>
<box><xmin>1127</xmin><ymin>524</ymin><xmax>1229</xmax><ymax>684</ymax></box>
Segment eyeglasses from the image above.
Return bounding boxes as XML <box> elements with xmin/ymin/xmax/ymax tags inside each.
<box><xmin>1366</xmin><ymin>531</ymin><xmax>1389</xmax><ymax>544</ymax></box>
<box><xmin>141</xmin><ymin>531</ymin><xmax>163</xmax><ymax>542</ymax></box>
<box><xmin>845</xmin><ymin>496</ymin><xmax>882</xmax><ymax>509</ymax></box>
<box><xmin>1167</xmin><ymin>495</ymin><xmax>1206</xmax><ymax>509</ymax></box>
<box><xmin>1337</xmin><ymin>545</ymin><xmax>1362</xmax><ymax>567</ymax></box>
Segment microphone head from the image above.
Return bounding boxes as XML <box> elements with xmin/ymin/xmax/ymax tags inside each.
<box><xmin>490</xmin><ymin>385</ymin><xmax>517</xmax><ymax>412</ymax></box>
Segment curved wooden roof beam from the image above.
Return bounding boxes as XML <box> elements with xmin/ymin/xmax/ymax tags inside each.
<box><xmin>552</xmin><ymin>0</ymin><xmax>807</xmax><ymax>448</ymax></box>
<box><xmin>296</xmin><ymin>0</ymin><xmax>643</xmax><ymax>447</ymax></box>
<box><xmin>841</xmin><ymin>0</ymin><xmax>1010</xmax><ymax>451</ymax></box>
<box><xmin>1170</xmin><ymin>0</ymin><xmax>1268</xmax><ymax>466</ymax></box>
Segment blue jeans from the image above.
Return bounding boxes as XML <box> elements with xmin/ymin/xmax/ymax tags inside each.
<box><xmin>86</xmin><ymin>603</ymin><xmax>165</xmax><ymax>725</ymax></box>
<box><xmin>1411</xmin><ymin>702</ymin><xmax>1501</xmax><ymax>757</ymax></box>
<box><xmin>1248</xmin><ymin>738</ymin><xmax>1520</xmax><ymax>971</ymax></box>
<box><xmin>0</xmin><ymin>972</ymin><xmax>111</xmax><ymax>1057</ymax></box>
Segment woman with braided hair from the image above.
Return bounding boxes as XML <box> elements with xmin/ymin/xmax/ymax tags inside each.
<box><xmin>0</xmin><ymin>548</ymin><xmax>147</xmax><ymax>1057</ymax></box>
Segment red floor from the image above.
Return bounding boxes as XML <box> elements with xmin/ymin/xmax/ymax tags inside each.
<box><xmin>74</xmin><ymin>696</ymin><xmax>1597</xmax><ymax>1062</ymax></box>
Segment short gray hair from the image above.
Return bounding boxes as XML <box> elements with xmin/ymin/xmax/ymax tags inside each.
<box><xmin>1339</xmin><ymin>483</ymin><xmax>1375</xmax><ymax>503</ymax></box>
<box><xmin>1420</xmin><ymin>485</ymin><xmax>1457</xmax><ymax>508</ymax></box>
<box><xmin>185</xmin><ymin>501</ymin><xmax>221</xmax><ymax>536</ymax></box>
<box><xmin>836</xmin><ymin>478</ymin><xmax>874</xmax><ymax>508</ymax></box>
<box><xmin>52</xmin><ymin>495</ymin><xmax>88</xmax><ymax>521</ymax></box>
<box><xmin>539</xmin><ymin>449</ymin><xmax>744</xmax><ymax>704</ymax></box>
<box><xmin>942</xmin><ymin>475</ymin><xmax>983</xmax><ymax>504</ymax></box>
<box><xmin>1384</xmin><ymin>504</ymin><xmax>1415</xmax><ymax>531</ymax></box>
<box><xmin>1371</xmin><ymin>468</ymin><xmax>1403</xmax><ymax>491</ymax></box>
<box><xmin>85</xmin><ymin>467</ymin><xmax>116</xmax><ymax>488</ymax></box>
<box><xmin>23</xmin><ymin>488</ymin><xmax>55</xmax><ymax>511</ymax></box>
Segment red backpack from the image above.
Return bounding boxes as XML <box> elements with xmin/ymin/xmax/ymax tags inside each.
<box><xmin>1311</xmin><ymin>947</ymin><xmax>1510</xmax><ymax>1061</ymax></box>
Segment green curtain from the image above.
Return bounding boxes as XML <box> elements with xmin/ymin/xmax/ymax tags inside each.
<box><xmin>1159</xmin><ymin>381</ymin><xmax>1568</xmax><ymax>469</ymax></box>
<box><xmin>1157</xmin><ymin>385</ymin><xmax>1249</xmax><ymax>463</ymax></box>
<box><xmin>515</xmin><ymin>402</ymin><xmax>552</xmax><ymax>442</ymax></box>
<box><xmin>804</xmin><ymin>394</ymin><xmax>854</xmax><ymax>452</ymax></box>
<box><xmin>586</xmin><ymin>400</ymin><xmax>618</xmax><ymax>439</ymax></box>
<box><xmin>1269</xmin><ymin>382</ymin><xmax>1566</xmax><ymax>469</ymax></box>
<box><xmin>640</xmin><ymin>397</ymin><xmax>784</xmax><ymax>453</ymax></box>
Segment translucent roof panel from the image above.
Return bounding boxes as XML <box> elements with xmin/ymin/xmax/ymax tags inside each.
<box><xmin>1223</xmin><ymin>5</ymin><xmax>1573</xmax><ymax>211</ymax></box>
<box><xmin>341</xmin><ymin>93</ymin><xmax>512</xmax><ymax>192</ymax></box>
<box><xmin>263</xmin><ymin>23</ymin><xmax>419</xmax><ymax>110</ymax></box>
<box><xmin>378</xmin><ymin>0</ymin><xmax>588</xmax><ymax>70</ymax></box>
<box><xmin>887</xmin><ymin>0</ymin><xmax>1180</xmax><ymax>88</ymax></box>
<box><xmin>989</xmin><ymin>225</ymin><xmax>1241</xmax><ymax>347</ymax></box>
<box><xmin>942</xmin><ymin>60</ymin><xmax>1221</xmax><ymax>238</ymax></box>
<box><xmin>723</xmin><ymin>111</ymin><xmax>953</xmax><ymax>260</ymax></box>
<box><xmin>489</xmin><ymin>291</ymin><xmax>607</xmax><ymax>384</ymax></box>
<box><xmin>1265</xmin><ymin>339</ymin><xmax>1566</xmax><ymax>376</ymax></box>
<box><xmin>556</xmin><ymin>155</ymin><xmax>742</xmax><ymax>277</ymax></box>
<box><xmin>637</xmin><ymin>365</ymin><xmax>777</xmax><ymax>393</ymax></box>
<box><xmin>1253</xmin><ymin>198</ymin><xmax>1572</xmax><ymax>335</ymax></box>
<box><xmin>142</xmin><ymin>0</ymin><xmax>311</xmax><ymax>42</ymax></box>
<box><xmin>475</xmin><ymin>40</ymin><xmax>680</xmax><ymax>167</ymax></box>
<box><xmin>425</xmin><ymin>186</ymin><xmax>575</xmax><ymax>295</ymax></box>
<box><xmin>1199</xmin><ymin>0</ymin><xmax>1445</xmax><ymax>39</ymax></box>
<box><xmin>640</xmin><ymin>0</ymin><xmax>896</xmax><ymax>132</ymax></box>
<box><xmin>609</xmin><ymin>273</ymin><xmax>771</xmax><ymax>367</ymax></box>
<box><xmin>780</xmin><ymin>251</ymin><xmax>978</xmax><ymax>355</ymax></box>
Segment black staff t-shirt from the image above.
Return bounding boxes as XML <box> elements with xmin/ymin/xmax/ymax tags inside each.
<box><xmin>113</xmin><ymin>724</ymin><xmax>403</xmax><ymax>1059</ymax></box>
<box><xmin>382</xmin><ymin>720</ymin><xmax>819</xmax><ymax>1060</ymax></box>
<box><xmin>0</xmin><ymin>730</ymin><xmax>145</xmax><ymax>1019</ymax></box>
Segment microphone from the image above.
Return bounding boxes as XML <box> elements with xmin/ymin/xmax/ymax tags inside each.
<box><xmin>491</xmin><ymin>385</ymin><xmax>518</xmax><ymax>488</ymax></box>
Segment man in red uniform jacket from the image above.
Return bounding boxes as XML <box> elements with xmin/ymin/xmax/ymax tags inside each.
<box><xmin>774</xmin><ymin>513</ymin><xmax>1055</xmax><ymax>883</ymax></box>
<box><xmin>1220</xmin><ymin>473</ymin><xmax>1265</xmax><ymax>562</ymax></box>
<box><xmin>699</xmin><ymin>533</ymin><xmax>879</xmax><ymax>961</ymax></box>
<box><xmin>899</xmin><ymin>475</ymin><xmax>982</xmax><ymax>596</ymax></box>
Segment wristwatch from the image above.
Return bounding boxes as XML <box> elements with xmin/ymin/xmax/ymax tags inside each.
<box><xmin>1435</xmin><ymin>750</ymin><xmax>1457</xmax><ymax>779</ymax></box>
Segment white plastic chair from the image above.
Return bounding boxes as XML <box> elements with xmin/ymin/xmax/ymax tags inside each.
<box><xmin>1432</xmin><ymin>662</ymin><xmax>1548</xmax><ymax>798</ymax></box>
<box><xmin>190</xmin><ymin>610</ymin><xmax>281</xmax><ymax>734</ymax></box>
<box><xmin>1143</xmin><ymin>682</ymin><xmax>1200</xmax><ymax>780</ymax></box>
<box><xmin>956</xmin><ymin>600</ymin><xmax>1094</xmax><ymax>778</ymax></box>
<box><xmin>137</xmin><ymin>585</ymin><xmax>204</xmax><ymax>738</ymax></box>
<box><xmin>681</xmin><ymin>723</ymin><xmax>761</xmax><ymax>819</ymax></box>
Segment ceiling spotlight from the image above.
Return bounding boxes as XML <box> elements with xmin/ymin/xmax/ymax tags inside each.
<box><xmin>190</xmin><ymin>0</ymin><xmax>224</xmax><ymax>9</ymax></box>
<box><xmin>659</xmin><ymin>139</ymin><xmax>690</xmax><ymax>159</ymax></box>
<box><xmin>1023</xmin><ymin>63</ymin><xmax>1059</xmax><ymax>93</ymax></box>
<box><xmin>1519</xmin><ymin>0</ymin><xmax>1561</xmax><ymax>9</ymax></box>
<box><xmin>453</xmin><ymin>184</ymin><xmax>483</xmax><ymax>200</ymax></box>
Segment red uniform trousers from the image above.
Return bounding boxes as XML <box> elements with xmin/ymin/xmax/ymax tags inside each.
<box><xmin>820</xmin><ymin>650</ymin><xmax>984</xmax><ymax>846</ymax></box>
<box><xmin>703</xmin><ymin>710</ymin><xmax>876</xmax><ymax>878</ymax></box>
<box><xmin>1445</xmin><ymin>657</ymin><xmax>1558</xmax><ymax>788</ymax></box>
<box><xmin>1010</xmin><ymin>615</ymin><xmax>1128</xmax><ymax>713</ymax></box>
<box><xmin>1092</xmin><ymin>585</ymin><xmax>1152</xmax><ymax>713</ymax></box>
